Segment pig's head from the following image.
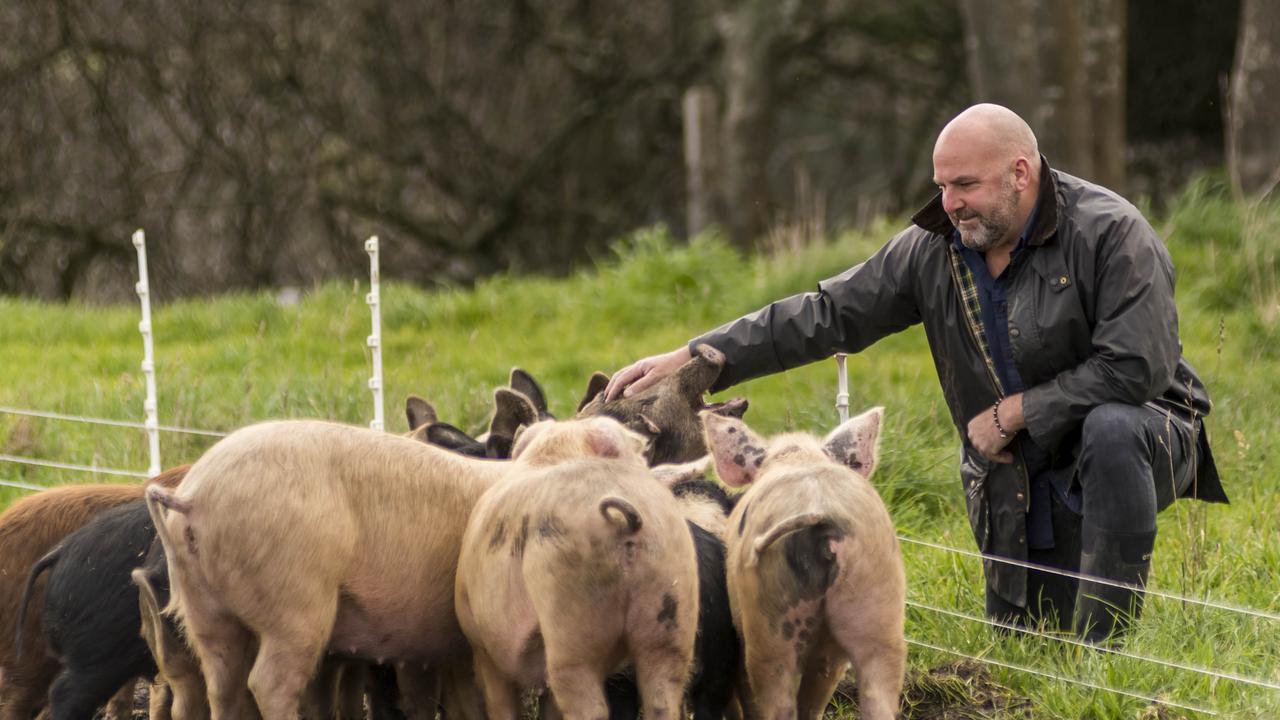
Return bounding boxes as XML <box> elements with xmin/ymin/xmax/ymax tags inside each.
<box><xmin>700</xmin><ymin>406</ymin><xmax>883</xmax><ymax>488</ymax></box>
<box><xmin>510</xmin><ymin>416</ymin><xmax>650</xmax><ymax>469</ymax></box>
<box><xmin>577</xmin><ymin>344</ymin><xmax>748</xmax><ymax>465</ymax></box>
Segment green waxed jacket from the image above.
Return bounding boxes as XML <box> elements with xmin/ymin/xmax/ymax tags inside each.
<box><xmin>693</xmin><ymin>158</ymin><xmax>1225</xmax><ymax>607</ymax></box>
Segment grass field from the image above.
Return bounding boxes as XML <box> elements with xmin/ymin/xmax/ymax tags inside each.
<box><xmin>2</xmin><ymin>177</ymin><xmax>1277</xmax><ymax>718</ymax></box>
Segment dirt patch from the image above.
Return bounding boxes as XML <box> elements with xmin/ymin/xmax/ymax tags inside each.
<box><xmin>830</xmin><ymin>660</ymin><xmax>1033</xmax><ymax>719</ymax></box>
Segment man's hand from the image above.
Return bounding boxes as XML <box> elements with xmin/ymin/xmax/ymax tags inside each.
<box><xmin>604</xmin><ymin>346</ymin><xmax>692</xmax><ymax>401</ymax></box>
<box><xmin>966</xmin><ymin>392</ymin><xmax>1025</xmax><ymax>464</ymax></box>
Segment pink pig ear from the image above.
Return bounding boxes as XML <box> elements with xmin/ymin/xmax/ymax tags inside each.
<box><xmin>822</xmin><ymin>406</ymin><xmax>883</xmax><ymax>478</ymax></box>
<box><xmin>586</xmin><ymin>418</ymin><xmax>647</xmax><ymax>460</ymax></box>
<box><xmin>700</xmin><ymin>411</ymin><xmax>767</xmax><ymax>487</ymax></box>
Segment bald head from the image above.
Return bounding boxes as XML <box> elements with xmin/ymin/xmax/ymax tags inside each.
<box><xmin>935</xmin><ymin>104</ymin><xmax>1040</xmax><ymax>174</ymax></box>
<box><xmin>932</xmin><ymin>104</ymin><xmax>1042</xmax><ymax>252</ymax></box>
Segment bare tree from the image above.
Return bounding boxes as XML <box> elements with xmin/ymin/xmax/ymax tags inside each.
<box><xmin>1227</xmin><ymin>0</ymin><xmax>1280</xmax><ymax>199</ymax></box>
<box><xmin>1086</xmin><ymin>0</ymin><xmax>1127</xmax><ymax>193</ymax></box>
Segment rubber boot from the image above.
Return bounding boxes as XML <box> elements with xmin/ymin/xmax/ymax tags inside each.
<box><xmin>1073</xmin><ymin>521</ymin><xmax>1156</xmax><ymax>644</ymax></box>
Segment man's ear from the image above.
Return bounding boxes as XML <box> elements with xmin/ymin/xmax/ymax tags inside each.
<box><xmin>699</xmin><ymin>411</ymin><xmax>767</xmax><ymax>488</ymax></box>
<box><xmin>822</xmin><ymin>406</ymin><xmax>883</xmax><ymax>478</ymax></box>
<box><xmin>405</xmin><ymin>395</ymin><xmax>438</xmax><ymax>431</ymax></box>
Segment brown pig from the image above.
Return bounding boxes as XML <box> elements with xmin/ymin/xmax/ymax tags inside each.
<box><xmin>703</xmin><ymin>408</ymin><xmax>905</xmax><ymax>720</ymax></box>
<box><xmin>455</xmin><ymin>417</ymin><xmax>700</xmax><ymax>720</ymax></box>
<box><xmin>145</xmin><ymin>418</ymin><xmax>633</xmax><ymax>720</ymax></box>
<box><xmin>578</xmin><ymin>345</ymin><xmax>747</xmax><ymax>466</ymax></box>
<box><xmin>0</xmin><ymin>467</ymin><xmax>187</xmax><ymax>720</ymax></box>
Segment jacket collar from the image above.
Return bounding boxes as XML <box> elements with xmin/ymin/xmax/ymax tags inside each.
<box><xmin>911</xmin><ymin>154</ymin><xmax>1059</xmax><ymax>247</ymax></box>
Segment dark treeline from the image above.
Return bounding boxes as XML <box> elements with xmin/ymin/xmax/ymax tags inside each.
<box><xmin>0</xmin><ymin>0</ymin><xmax>1273</xmax><ymax>303</ymax></box>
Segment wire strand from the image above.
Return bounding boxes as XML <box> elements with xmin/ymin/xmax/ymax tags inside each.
<box><xmin>0</xmin><ymin>477</ymin><xmax>48</xmax><ymax>492</ymax></box>
<box><xmin>907</xmin><ymin>600</ymin><xmax>1280</xmax><ymax>691</ymax></box>
<box><xmin>0</xmin><ymin>406</ymin><xmax>228</xmax><ymax>437</ymax></box>
<box><xmin>0</xmin><ymin>454</ymin><xmax>149</xmax><ymax>478</ymax></box>
<box><xmin>899</xmin><ymin>534</ymin><xmax>1280</xmax><ymax>622</ymax></box>
<box><xmin>905</xmin><ymin>637</ymin><xmax>1218</xmax><ymax>716</ymax></box>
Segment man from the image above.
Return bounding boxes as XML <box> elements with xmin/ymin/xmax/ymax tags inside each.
<box><xmin>605</xmin><ymin>104</ymin><xmax>1226</xmax><ymax>643</ymax></box>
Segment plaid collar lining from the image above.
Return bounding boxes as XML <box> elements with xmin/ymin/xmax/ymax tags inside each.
<box><xmin>947</xmin><ymin>243</ymin><xmax>1005</xmax><ymax>397</ymax></box>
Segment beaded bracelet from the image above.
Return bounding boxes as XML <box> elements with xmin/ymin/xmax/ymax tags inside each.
<box><xmin>993</xmin><ymin>398</ymin><xmax>1010</xmax><ymax>439</ymax></box>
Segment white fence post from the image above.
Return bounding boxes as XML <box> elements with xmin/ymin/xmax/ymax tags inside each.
<box><xmin>835</xmin><ymin>353</ymin><xmax>849</xmax><ymax>423</ymax></box>
<box><xmin>365</xmin><ymin>236</ymin><xmax>385</xmax><ymax>431</ymax></box>
<box><xmin>132</xmin><ymin>229</ymin><xmax>162</xmax><ymax>476</ymax></box>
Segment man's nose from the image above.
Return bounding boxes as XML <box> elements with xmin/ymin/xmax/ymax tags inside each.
<box><xmin>942</xmin><ymin>190</ymin><xmax>963</xmax><ymax>215</ymax></box>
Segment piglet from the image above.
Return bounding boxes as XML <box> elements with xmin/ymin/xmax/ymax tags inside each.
<box><xmin>703</xmin><ymin>407</ymin><xmax>905</xmax><ymax>720</ymax></box>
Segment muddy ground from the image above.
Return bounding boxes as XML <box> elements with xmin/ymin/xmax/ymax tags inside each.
<box><xmin>111</xmin><ymin>660</ymin><xmax>1043</xmax><ymax>719</ymax></box>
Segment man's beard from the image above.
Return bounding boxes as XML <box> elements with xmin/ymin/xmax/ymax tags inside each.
<box><xmin>955</xmin><ymin>181</ymin><xmax>1020</xmax><ymax>252</ymax></box>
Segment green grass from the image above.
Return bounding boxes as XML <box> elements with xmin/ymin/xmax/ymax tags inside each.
<box><xmin>2</xmin><ymin>186</ymin><xmax>1278</xmax><ymax>718</ymax></box>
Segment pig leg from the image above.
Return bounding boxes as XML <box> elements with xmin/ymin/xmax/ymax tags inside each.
<box><xmin>738</xmin><ymin>611</ymin><xmax>804</xmax><ymax>720</ymax></box>
<box><xmin>105</xmin><ymin>678</ymin><xmax>138</xmax><ymax>719</ymax></box>
<box><xmin>394</xmin><ymin>665</ymin><xmax>440</xmax><ymax>720</ymax></box>
<box><xmin>0</xmin><ymin>679</ymin><xmax>45</xmax><ymax>720</ymax></box>
<box><xmin>188</xmin><ymin>620</ymin><xmax>258</xmax><ymax>720</ymax></box>
<box><xmin>543</xmin><ymin>661</ymin><xmax>608</xmax><ymax>720</ymax></box>
<box><xmin>46</xmin><ymin>666</ymin><xmax>131</xmax><ymax>720</ymax></box>
<box><xmin>247</xmin><ymin>635</ymin><xmax>329</xmax><ymax>720</ymax></box>
<box><xmin>794</xmin><ymin>636</ymin><xmax>848</xmax><ymax>720</ymax></box>
<box><xmin>471</xmin><ymin>648</ymin><xmax>521</xmax><ymax>720</ymax></box>
<box><xmin>148</xmin><ymin>681</ymin><xmax>172</xmax><ymax>720</ymax></box>
<box><xmin>337</xmin><ymin>660</ymin><xmax>368</xmax><ymax>720</ymax></box>
<box><xmin>825</xmin><ymin>606</ymin><xmax>904</xmax><ymax>720</ymax></box>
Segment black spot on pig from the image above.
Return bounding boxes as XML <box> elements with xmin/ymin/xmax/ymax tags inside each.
<box><xmin>488</xmin><ymin>520</ymin><xmax>507</xmax><ymax>552</ymax></box>
<box><xmin>184</xmin><ymin>525</ymin><xmax>198</xmax><ymax>555</ymax></box>
<box><xmin>669</xmin><ymin>478</ymin><xmax>738</xmax><ymax>516</ymax></box>
<box><xmin>733</xmin><ymin>454</ymin><xmax>746</xmax><ymax>466</ymax></box>
<box><xmin>537</xmin><ymin>516</ymin><xmax>567</xmax><ymax>541</ymax></box>
<box><xmin>783</xmin><ymin>523</ymin><xmax>844</xmax><ymax>602</ymax></box>
<box><xmin>511</xmin><ymin>516</ymin><xmax>530</xmax><ymax>558</ymax></box>
<box><xmin>658</xmin><ymin>593</ymin><xmax>678</xmax><ymax>626</ymax></box>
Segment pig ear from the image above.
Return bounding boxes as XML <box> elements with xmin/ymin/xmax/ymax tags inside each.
<box><xmin>509</xmin><ymin>368</ymin><xmax>552</xmax><ymax>420</ymax></box>
<box><xmin>822</xmin><ymin>406</ymin><xmax>884</xmax><ymax>478</ymax></box>
<box><xmin>586</xmin><ymin>418</ymin><xmax>648</xmax><ymax>460</ymax></box>
<box><xmin>699</xmin><ymin>411</ymin><xmax>767</xmax><ymax>488</ymax></box>
<box><xmin>704</xmin><ymin>397</ymin><xmax>749</xmax><ymax>419</ymax></box>
<box><xmin>405</xmin><ymin>395</ymin><xmax>438</xmax><ymax>431</ymax></box>
<box><xmin>649</xmin><ymin>456</ymin><xmax>713</xmax><ymax>488</ymax></box>
<box><xmin>577</xmin><ymin>372</ymin><xmax>610</xmax><ymax>413</ymax></box>
<box><xmin>490</xmin><ymin>388</ymin><xmax>539</xmax><ymax>438</ymax></box>
<box><xmin>425</xmin><ymin>423</ymin><xmax>486</xmax><ymax>457</ymax></box>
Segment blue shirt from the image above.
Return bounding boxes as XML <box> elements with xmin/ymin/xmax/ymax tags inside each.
<box><xmin>953</xmin><ymin>204</ymin><xmax>1059</xmax><ymax>549</ymax></box>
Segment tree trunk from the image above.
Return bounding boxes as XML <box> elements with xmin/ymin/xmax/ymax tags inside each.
<box><xmin>1040</xmin><ymin>1</ymin><xmax>1094</xmax><ymax>178</ymax></box>
<box><xmin>958</xmin><ymin>0</ymin><xmax>1042</xmax><ymax>121</ymax></box>
<box><xmin>1086</xmin><ymin>0</ymin><xmax>1127</xmax><ymax>193</ymax></box>
<box><xmin>719</xmin><ymin>0</ymin><xmax>780</xmax><ymax>250</ymax></box>
<box><xmin>1228</xmin><ymin>0</ymin><xmax>1280</xmax><ymax>199</ymax></box>
<box><xmin>683</xmin><ymin>86</ymin><xmax>720</xmax><ymax>238</ymax></box>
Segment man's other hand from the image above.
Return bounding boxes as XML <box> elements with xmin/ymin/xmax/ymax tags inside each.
<box><xmin>967</xmin><ymin>393</ymin><xmax>1024</xmax><ymax>464</ymax></box>
<box><xmin>604</xmin><ymin>346</ymin><xmax>692</xmax><ymax>401</ymax></box>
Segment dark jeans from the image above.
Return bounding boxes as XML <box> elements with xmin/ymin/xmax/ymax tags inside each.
<box><xmin>987</xmin><ymin>402</ymin><xmax>1196</xmax><ymax>630</ymax></box>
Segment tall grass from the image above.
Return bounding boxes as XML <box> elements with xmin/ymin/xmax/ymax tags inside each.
<box><xmin>1</xmin><ymin>187</ymin><xmax>1277</xmax><ymax>718</ymax></box>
